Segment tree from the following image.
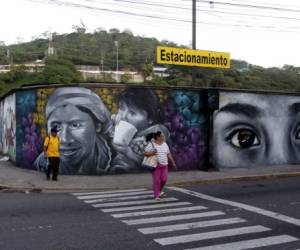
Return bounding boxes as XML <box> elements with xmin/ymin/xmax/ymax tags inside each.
<box><xmin>43</xmin><ymin>56</ymin><xmax>83</xmax><ymax>84</ymax></box>
<box><xmin>141</xmin><ymin>63</ymin><xmax>153</xmax><ymax>81</ymax></box>
<box><xmin>120</xmin><ymin>72</ymin><xmax>132</xmax><ymax>83</ymax></box>
<box><xmin>109</xmin><ymin>28</ymin><xmax>120</xmax><ymax>34</ymax></box>
<box><xmin>72</xmin><ymin>20</ymin><xmax>86</xmax><ymax>34</ymax></box>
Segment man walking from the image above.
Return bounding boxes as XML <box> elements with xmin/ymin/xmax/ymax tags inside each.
<box><xmin>44</xmin><ymin>127</ymin><xmax>60</xmax><ymax>181</ymax></box>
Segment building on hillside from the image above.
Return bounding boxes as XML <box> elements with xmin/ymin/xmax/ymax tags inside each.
<box><xmin>153</xmin><ymin>66</ymin><xmax>169</xmax><ymax>77</ymax></box>
<box><xmin>76</xmin><ymin>65</ymin><xmax>144</xmax><ymax>83</ymax></box>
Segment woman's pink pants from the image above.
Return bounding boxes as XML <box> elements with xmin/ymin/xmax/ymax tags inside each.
<box><xmin>152</xmin><ymin>164</ymin><xmax>168</xmax><ymax>198</ymax></box>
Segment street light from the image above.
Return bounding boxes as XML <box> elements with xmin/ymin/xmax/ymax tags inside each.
<box><xmin>100</xmin><ymin>58</ymin><xmax>104</xmax><ymax>72</ymax></box>
<box><xmin>114</xmin><ymin>41</ymin><xmax>119</xmax><ymax>82</ymax></box>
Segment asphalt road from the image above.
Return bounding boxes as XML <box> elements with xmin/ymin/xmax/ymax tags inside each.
<box><xmin>0</xmin><ymin>177</ymin><xmax>299</xmax><ymax>250</ymax></box>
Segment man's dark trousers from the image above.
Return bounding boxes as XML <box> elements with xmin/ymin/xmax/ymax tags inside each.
<box><xmin>47</xmin><ymin>157</ymin><xmax>60</xmax><ymax>180</ymax></box>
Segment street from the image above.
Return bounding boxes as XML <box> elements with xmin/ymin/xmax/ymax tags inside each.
<box><xmin>0</xmin><ymin>177</ymin><xmax>299</xmax><ymax>250</ymax></box>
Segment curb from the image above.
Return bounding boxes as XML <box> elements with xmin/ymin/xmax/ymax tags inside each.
<box><xmin>170</xmin><ymin>171</ymin><xmax>300</xmax><ymax>187</ymax></box>
<box><xmin>1</xmin><ymin>171</ymin><xmax>300</xmax><ymax>193</ymax></box>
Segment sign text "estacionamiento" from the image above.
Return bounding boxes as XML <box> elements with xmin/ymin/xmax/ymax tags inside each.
<box><xmin>156</xmin><ymin>46</ymin><xmax>230</xmax><ymax>69</ymax></box>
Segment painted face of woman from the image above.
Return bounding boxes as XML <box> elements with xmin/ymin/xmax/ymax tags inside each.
<box><xmin>47</xmin><ymin>104</ymin><xmax>97</xmax><ymax>168</ymax></box>
<box><xmin>213</xmin><ymin>92</ymin><xmax>300</xmax><ymax>168</ymax></box>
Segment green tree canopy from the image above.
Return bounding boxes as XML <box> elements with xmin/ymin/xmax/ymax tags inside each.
<box><xmin>43</xmin><ymin>57</ymin><xmax>82</xmax><ymax>84</ymax></box>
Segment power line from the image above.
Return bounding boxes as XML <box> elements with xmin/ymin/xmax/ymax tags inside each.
<box><xmin>231</xmin><ymin>0</ymin><xmax>300</xmax><ymax>10</ymax></box>
<box><xmin>27</xmin><ymin>0</ymin><xmax>191</xmax><ymax>23</ymax></box>
<box><xmin>193</xmin><ymin>0</ymin><xmax>300</xmax><ymax>13</ymax></box>
<box><xmin>26</xmin><ymin>0</ymin><xmax>300</xmax><ymax>32</ymax></box>
<box><xmin>84</xmin><ymin>0</ymin><xmax>300</xmax><ymax>22</ymax></box>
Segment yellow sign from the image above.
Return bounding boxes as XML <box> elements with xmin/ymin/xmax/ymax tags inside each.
<box><xmin>156</xmin><ymin>46</ymin><xmax>230</xmax><ymax>69</ymax></box>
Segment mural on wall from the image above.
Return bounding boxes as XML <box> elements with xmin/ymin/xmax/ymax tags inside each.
<box><xmin>15</xmin><ymin>86</ymin><xmax>208</xmax><ymax>174</ymax></box>
<box><xmin>0</xmin><ymin>94</ymin><xmax>16</xmax><ymax>160</ymax></box>
<box><xmin>34</xmin><ymin>87</ymin><xmax>113</xmax><ymax>174</ymax></box>
<box><xmin>16</xmin><ymin>90</ymin><xmax>44</xmax><ymax>168</ymax></box>
<box><xmin>213</xmin><ymin>91</ymin><xmax>300</xmax><ymax>168</ymax></box>
<box><xmin>0</xmin><ymin>101</ymin><xmax>3</xmax><ymax>153</ymax></box>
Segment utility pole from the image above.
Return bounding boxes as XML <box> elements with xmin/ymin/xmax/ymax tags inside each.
<box><xmin>100</xmin><ymin>58</ymin><xmax>104</xmax><ymax>72</ymax></box>
<box><xmin>192</xmin><ymin>0</ymin><xmax>197</xmax><ymax>85</ymax></box>
<box><xmin>6</xmin><ymin>48</ymin><xmax>12</xmax><ymax>64</ymax></box>
<box><xmin>48</xmin><ymin>33</ymin><xmax>55</xmax><ymax>56</ymax></box>
<box><xmin>192</xmin><ymin>0</ymin><xmax>196</xmax><ymax>50</ymax></box>
<box><xmin>114</xmin><ymin>41</ymin><xmax>119</xmax><ymax>82</ymax></box>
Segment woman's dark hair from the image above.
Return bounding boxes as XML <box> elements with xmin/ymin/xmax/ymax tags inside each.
<box><xmin>154</xmin><ymin>131</ymin><xmax>162</xmax><ymax>140</ymax></box>
<box><xmin>145</xmin><ymin>132</ymin><xmax>154</xmax><ymax>142</ymax></box>
<box><xmin>118</xmin><ymin>88</ymin><xmax>160</xmax><ymax>123</ymax></box>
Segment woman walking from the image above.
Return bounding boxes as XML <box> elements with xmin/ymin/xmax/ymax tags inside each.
<box><xmin>144</xmin><ymin>131</ymin><xmax>177</xmax><ymax>200</ymax></box>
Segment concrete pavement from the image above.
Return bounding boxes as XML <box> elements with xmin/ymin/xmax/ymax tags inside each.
<box><xmin>0</xmin><ymin>159</ymin><xmax>300</xmax><ymax>193</ymax></box>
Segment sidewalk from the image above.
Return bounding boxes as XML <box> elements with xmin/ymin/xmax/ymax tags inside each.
<box><xmin>0</xmin><ymin>159</ymin><xmax>300</xmax><ymax>193</ymax></box>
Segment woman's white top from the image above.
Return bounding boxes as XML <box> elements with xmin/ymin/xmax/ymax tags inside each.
<box><xmin>145</xmin><ymin>141</ymin><xmax>170</xmax><ymax>165</ymax></box>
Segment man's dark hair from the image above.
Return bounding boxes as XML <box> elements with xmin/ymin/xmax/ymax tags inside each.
<box><xmin>51</xmin><ymin>127</ymin><xmax>58</xmax><ymax>133</ymax></box>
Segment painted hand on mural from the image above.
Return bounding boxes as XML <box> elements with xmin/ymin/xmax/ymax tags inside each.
<box><xmin>213</xmin><ymin>92</ymin><xmax>300</xmax><ymax>168</ymax></box>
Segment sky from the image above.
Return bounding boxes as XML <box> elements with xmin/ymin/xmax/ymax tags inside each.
<box><xmin>1</xmin><ymin>0</ymin><xmax>300</xmax><ymax>68</ymax></box>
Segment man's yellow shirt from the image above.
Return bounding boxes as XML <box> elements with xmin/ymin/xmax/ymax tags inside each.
<box><xmin>44</xmin><ymin>135</ymin><xmax>60</xmax><ymax>157</ymax></box>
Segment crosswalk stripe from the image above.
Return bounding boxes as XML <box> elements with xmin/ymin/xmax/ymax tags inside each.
<box><xmin>84</xmin><ymin>194</ymin><xmax>154</xmax><ymax>204</ymax></box>
<box><xmin>169</xmin><ymin>187</ymin><xmax>300</xmax><ymax>227</ymax></box>
<box><xmin>122</xmin><ymin>211</ymin><xmax>225</xmax><ymax>225</ymax></box>
<box><xmin>76</xmin><ymin>191</ymin><xmax>153</xmax><ymax>200</ymax></box>
<box><xmin>92</xmin><ymin>197</ymin><xmax>178</xmax><ymax>208</ymax></box>
<box><xmin>72</xmin><ymin>188</ymin><xmax>147</xmax><ymax>196</ymax></box>
<box><xmin>154</xmin><ymin>225</ymin><xmax>270</xmax><ymax>246</ymax></box>
<box><xmin>185</xmin><ymin>235</ymin><xmax>299</xmax><ymax>250</ymax></box>
<box><xmin>101</xmin><ymin>202</ymin><xmax>192</xmax><ymax>213</ymax></box>
<box><xmin>138</xmin><ymin>217</ymin><xmax>247</xmax><ymax>234</ymax></box>
<box><xmin>112</xmin><ymin>205</ymin><xmax>208</xmax><ymax>218</ymax></box>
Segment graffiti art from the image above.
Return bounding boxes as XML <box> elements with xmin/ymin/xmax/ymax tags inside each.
<box><xmin>213</xmin><ymin>91</ymin><xmax>300</xmax><ymax>168</ymax></box>
<box><xmin>11</xmin><ymin>86</ymin><xmax>209</xmax><ymax>174</ymax></box>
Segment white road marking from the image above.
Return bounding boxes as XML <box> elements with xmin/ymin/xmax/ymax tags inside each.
<box><xmin>92</xmin><ymin>197</ymin><xmax>178</xmax><ymax>208</ymax></box>
<box><xmin>169</xmin><ymin>187</ymin><xmax>300</xmax><ymax>226</ymax></box>
<box><xmin>72</xmin><ymin>188</ymin><xmax>146</xmax><ymax>196</ymax></box>
<box><xmin>154</xmin><ymin>225</ymin><xmax>270</xmax><ymax>245</ymax></box>
<box><xmin>138</xmin><ymin>217</ymin><xmax>246</xmax><ymax>234</ymax></box>
<box><xmin>10</xmin><ymin>225</ymin><xmax>53</xmax><ymax>232</ymax></box>
<box><xmin>122</xmin><ymin>211</ymin><xmax>225</xmax><ymax>225</ymax></box>
<box><xmin>186</xmin><ymin>235</ymin><xmax>299</xmax><ymax>250</ymax></box>
<box><xmin>112</xmin><ymin>205</ymin><xmax>207</xmax><ymax>218</ymax></box>
<box><xmin>77</xmin><ymin>190</ymin><xmax>152</xmax><ymax>200</ymax></box>
<box><xmin>101</xmin><ymin>202</ymin><xmax>192</xmax><ymax>212</ymax></box>
<box><xmin>290</xmin><ymin>201</ymin><xmax>300</xmax><ymax>205</ymax></box>
<box><xmin>84</xmin><ymin>194</ymin><xmax>154</xmax><ymax>203</ymax></box>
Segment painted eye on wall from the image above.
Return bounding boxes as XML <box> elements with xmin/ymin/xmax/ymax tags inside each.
<box><xmin>229</xmin><ymin>129</ymin><xmax>260</xmax><ymax>148</ymax></box>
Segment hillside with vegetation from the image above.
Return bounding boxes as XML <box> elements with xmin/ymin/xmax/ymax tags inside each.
<box><xmin>0</xmin><ymin>28</ymin><xmax>300</xmax><ymax>96</ymax></box>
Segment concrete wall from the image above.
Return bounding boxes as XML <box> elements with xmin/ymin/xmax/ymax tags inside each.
<box><xmin>3</xmin><ymin>86</ymin><xmax>299</xmax><ymax>173</ymax></box>
<box><xmin>11</xmin><ymin>85</ymin><xmax>209</xmax><ymax>174</ymax></box>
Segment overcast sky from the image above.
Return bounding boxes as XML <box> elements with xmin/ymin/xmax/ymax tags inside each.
<box><xmin>1</xmin><ymin>0</ymin><xmax>300</xmax><ymax>68</ymax></box>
